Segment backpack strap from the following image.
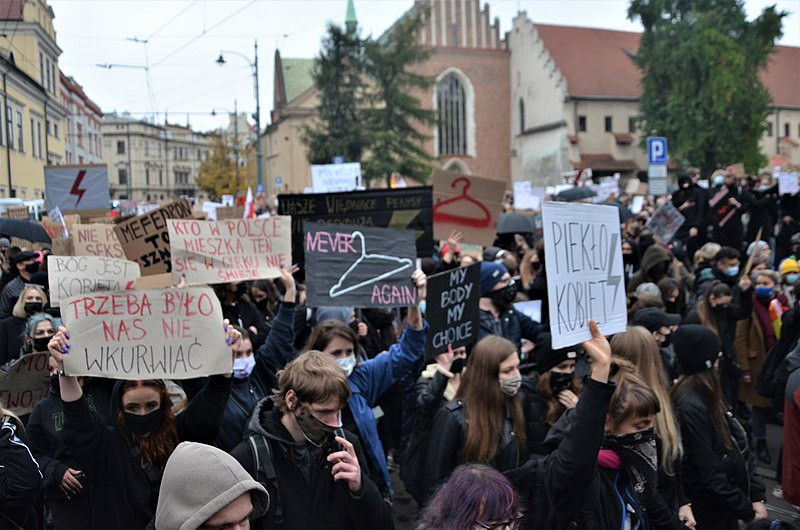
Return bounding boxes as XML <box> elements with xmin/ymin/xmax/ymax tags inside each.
<box><xmin>248</xmin><ymin>434</ymin><xmax>282</xmax><ymax>525</ymax></box>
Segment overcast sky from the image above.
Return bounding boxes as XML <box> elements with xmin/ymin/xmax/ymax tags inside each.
<box><xmin>48</xmin><ymin>0</ymin><xmax>800</xmax><ymax>132</ymax></box>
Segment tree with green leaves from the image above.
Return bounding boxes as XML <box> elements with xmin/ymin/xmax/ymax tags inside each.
<box><xmin>196</xmin><ymin>133</ymin><xmax>247</xmax><ymax>200</ymax></box>
<box><xmin>303</xmin><ymin>22</ymin><xmax>366</xmax><ymax>166</ymax></box>
<box><xmin>628</xmin><ymin>0</ymin><xmax>785</xmax><ymax>175</ymax></box>
<box><xmin>362</xmin><ymin>10</ymin><xmax>435</xmax><ymax>186</ymax></box>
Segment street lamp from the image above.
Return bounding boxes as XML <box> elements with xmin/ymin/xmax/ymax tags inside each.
<box><xmin>215</xmin><ymin>41</ymin><xmax>263</xmax><ymax>194</ymax></box>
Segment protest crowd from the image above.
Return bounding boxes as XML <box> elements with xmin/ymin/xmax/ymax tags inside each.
<box><xmin>1</xmin><ymin>164</ymin><xmax>800</xmax><ymax>530</ymax></box>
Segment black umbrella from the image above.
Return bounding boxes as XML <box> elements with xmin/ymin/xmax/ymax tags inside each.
<box><xmin>497</xmin><ymin>212</ymin><xmax>536</xmax><ymax>234</ymax></box>
<box><xmin>556</xmin><ymin>187</ymin><xmax>597</xmax><ymax>202</ymax></box>
<box><xmin>0</xmin><ymin>218</ymin><xmax>51</xmax><ymax>243</ymax></box>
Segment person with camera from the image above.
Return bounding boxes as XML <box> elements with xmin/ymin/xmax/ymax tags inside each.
<box><xmin>231</xmin><ymin>350</ymin><xmax>392</xmax><ymax>529</ymax></box>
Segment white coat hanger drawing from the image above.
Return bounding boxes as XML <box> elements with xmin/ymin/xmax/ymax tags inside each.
<box><xmin>329</xmin><ymin>231</ymin><xmax>413</xmax><ymax>298</ymax></box>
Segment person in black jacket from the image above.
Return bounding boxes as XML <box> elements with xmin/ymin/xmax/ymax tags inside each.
<box><xmin>0</xmin><ymin>284</ymin><xmax>48</xmax><ymax>366</ymax></box>
<box><xmin>672</xmin><ymin>172</ymin><xmax>709</xmax><ymax>258</ymax></box>
<box><xmin>708</xmin><ymin>169</ymin><xmax>748</xmax><ymax>251</ymax></box>
<box><xmin>231</xmin><ymin>350</ymin><xmax>392</xmax><ymax>529</ymax></box>
<box><xmin>46</xmin><ymin>322</ymin><xmax>240</xmax><ymax>529</ymax></box>
<box><xmin>478</xmin><ymin>262</ymin><xmax>540</xmax><ymax>356</ymax></box>
<box><xmin>213</xmin><ymin>267</ymin><xmax>297</xmax><ymax>451</ymax></box>
<box><xmin>0</xmin><ymin>406</ymin><xmax>41</xmax><ymax>530</ymax></box>
<box><xmin>744</xmin><ymin>177</ymin><xmax>779</xmax><ymax>245</ymax></box>
<box><xmin>672</xmin><ymin>325</ymin><xmax>768</xmax><ymax>529</ymax></box>
<box><xmin>214</xmin><ymin>281</ymin><xmax>270</xmax><ymax>351</ymax></box>
<box><xmin>25</xmin><ymin>372</ymin><xmax>113</xmax><ymax>530</ymax></box>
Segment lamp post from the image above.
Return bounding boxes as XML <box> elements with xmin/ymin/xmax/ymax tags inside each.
<box><xmin>212</xmin><ymin>100</ymin><xmax>240</xmax><ymax>185</ymax></box>
<box><xmin>215</xmin><ymin>41</ymin><xmax>263</xmax><ymax>194</ymax></box>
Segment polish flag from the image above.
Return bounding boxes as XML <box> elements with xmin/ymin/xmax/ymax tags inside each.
<box><xmin>243</xmin><ymin>187</ymin><xmax>255</xmax><ymax>219</ymax></box>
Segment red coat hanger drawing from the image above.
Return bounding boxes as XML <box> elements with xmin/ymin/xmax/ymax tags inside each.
<box><xmin>433</xmin><ymin>177</ymin><xmax>492</xmax><ymax>228</ymax></box>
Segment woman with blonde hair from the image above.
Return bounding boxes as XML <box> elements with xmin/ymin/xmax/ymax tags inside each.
<box><xmin>0</xmin><ymin>283</ymin><xmax>48</xmax><ymax>365</ymax></box>
<box><xmin>0</xmin><ymin>400</ymin><xmax>42</xmax><ymax>529</ymax></box>
<box><xmin>611</xmin><ymin>326</ymin><xmax>696</xmax><ymax>528</ymax></box>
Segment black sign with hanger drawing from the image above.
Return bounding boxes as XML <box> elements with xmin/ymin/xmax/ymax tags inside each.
<box><xmin>304</xmin><ymin>222</ymin><xmax>418</xmax><ymax>308</ymax></box>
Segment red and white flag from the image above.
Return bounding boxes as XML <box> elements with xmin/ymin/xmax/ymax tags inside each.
<box><xmin>243</xmin><ymin>187</ymin><xmax>255</xmax><ymax>219</ymax></box>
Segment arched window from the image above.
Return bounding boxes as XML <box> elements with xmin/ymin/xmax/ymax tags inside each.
<box><xmin>437</xmin><ymin>73</ymin><xmax>467</xmax><ymax>155</ymax></box>
<box><xmin>519</xmin><ymin>98</ymin><xmax>525</xmax><ymax>133</ymax></box>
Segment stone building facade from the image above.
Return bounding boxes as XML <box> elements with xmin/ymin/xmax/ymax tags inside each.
<box><xmin>60</xmin><ymin>71</ymin><xmax>103</xmax><ymax>165</ymax></box>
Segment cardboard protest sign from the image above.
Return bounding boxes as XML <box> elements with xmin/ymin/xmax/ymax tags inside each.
<box><xmin>60</xmin><ymin>287</ymin><xmax>232</xmax><ymax>380</ymax></box>
<box><xmin>48</xmin><ymin>255</ymin><xmax>140</xmax><ymax>306</ymax></box>
<box><xmin>73</xmin><ymin>224</ymin><xmax>125</xmax><ymax>259</ymax></box>
<box><xmin>168</xmin><ymin>217</ymin><xmax>291</xmax><ymax>285</ymax></box>
<box><xmin>311</xmin><ymin>163</ymin><xmax>361</xmax><ymax>193</ymax></box>
<box><xmin>5</xmin><ymin>205</ymin><xmax>29</xmax><ymax>219</ymax></box>
<box><xmin>425</xmin><ymin>264</ymin><xmax>480</xmax><ymax>355</ymax></box>
<box><xmin>0</xmin><ymin>353</ymin><xmax>51</xmax><ymax>415</ymax></box>
<box><xmin>778</xmin><ymin>172</ymin><xmax>799</xmax><ymax>195</ymax></box>
<box><xmin>305</xmin><ymin>222</ymin><xmax>416</xmax><ymax>308</ymax></box>
<box><xmin>278</xmin><ymin>187</ymin><xmax>433</xmax><ymax>268</ymax></box>
<box><xmin>646</xmin><ymin>201</ymin><xmax>686</xmax><ymax>243</ymax></box>
<box><xmin>433</xmin><ymin>170</ymin><xmax>505</xmax><ymax>247</ymax></box>
<box><xmin>542</xmin><ymin>202</ymin><xmax>627</xmax><ymax>348</ymax></box>
<box><xmin>113</xmin><ymin>198</ymin><xmax>193</xmax><ymax>276</ymax></box>
<box><xmin>215</xmin><ymin>206</ymin><xmax>244</xmax><ymax>220</ymax></box>
<box><xmin>45</xmin><ymin>165</ymin><xmax>110</xmax><ymax>211</ymax></box>
<box><xmin>51</xmin><ymin>237</ymin><xmax>74</xmax><ymax>257</ymax></box>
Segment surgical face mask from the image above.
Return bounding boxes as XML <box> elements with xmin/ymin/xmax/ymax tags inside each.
<box><xmin>419</xmin><ymin>300</ymin><xmax>426</xmax><ymax>315</ymax></box>
<box><xmin>499</xmin><ymin>375</ymin><xmax>522</xmax><ymax>397</ymax></box>
<box><xmin>755</xmin><ymin>286</ymin><xmax>774</xmax><ymax>300</ymax></box>
<box><xmin>24</xmin><ymin>302</ymin><xmax>43</xmax><ymax>315</ymax></box>
<box><xmin>549</xmin><ymin>371</ymin><xmax>573</xmax><ymax>395</ymax></box>
<box><xmin>759</xmin><ymin>185</ymin><xmax>770</xmax><ymax>192</ymax></box>
<box><xmin>232</xmin><ymin>355</ymin><xmax>256</xmax><ymax>379</ymax></box>
<box><xmin>723</xmin><ymin>266</ymin><xmax>739</xmax><ymax>278</ymax></box>
<box><xmin>294</xmin><ymin>403</ymin><xmax>341</xmax><ymax>447</ymax></box>
<box><xmin>336</xmin><ymin>355</ymin><xmax>356</xmax><ymax>377</ymax></box>
<box><xmin>713</xmin><ymin>175</ymin><xmax>724</xmax><ymax>186</ymax></box>
<box><xmin>786</xmin><ymin>273</ymin><xmax>799</xmax><ymax>285</ymax></box>
<box><xmin>124</xmin><ymin>409</ymin><xmax>164</xmax><ymax>438</ymax></box>
<box><xmin>32</xmin><ymin>335</ymin><xmax>53</xmax><ymax>352</ymax></box>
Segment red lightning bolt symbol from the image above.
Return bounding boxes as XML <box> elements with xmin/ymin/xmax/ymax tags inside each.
<box><xmin>69</xmin><ymin>170</ymin><xmax>87</xmax><ymax>206</ymax></box>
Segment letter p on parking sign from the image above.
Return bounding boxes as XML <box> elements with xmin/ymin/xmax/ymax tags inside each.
<box><xmin>647</xmin><ymin>137</ymin><xmax>668</xmax><ymax>165</ymax></box>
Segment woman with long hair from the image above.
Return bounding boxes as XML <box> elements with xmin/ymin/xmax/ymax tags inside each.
<box><xmin>45</xmin><ymin>322</ymin><xmax>240</xmax><ymax>529</ymax></box>
<box><xmin>0</xmin><ymin>400</ymin><xmax>41</xmax><ymax>529</ymax></box>
<box><xmin>0</xmin><ymin>284</ymin><xmax>48</xmax><ymax>365</ymax></box>
<box><xmin>684</xmin><ymin>276</ymin><xmax>753</xmax><ymax>410</ymax></box>
<box><xmin>612</xmin><ymin>326</ymin><xmax>695</xmax><ymax>528</ymax></box>
<box><xmin>417</xmin><ymin>464</ymin><xmax>522</xmax><ymax>530</ymax></box>
<box><xmin>520</xmin><ymin>241</ymin><xmax>549</xmax><ymax>325</ymax></box>
<box><xmin>672</xmin><ymin>324</ymin><xmax>767</xmax><ymax>529</ymax></box>
<box><xmin>423</xmin><ymin>335</ymin><xmax>529</xmax><ymax>499</ymax></box>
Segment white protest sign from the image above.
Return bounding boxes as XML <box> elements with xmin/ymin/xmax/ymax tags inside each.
<box><xmin>0</xmin><ymin>353</ymin><xmax>51</xmax><ymax>415</ymax></box>
<box><xmin>201</xmin><ymin>201</ymin><xmax>224</xmax><ymax>221</ymax></box>
<box><xmin>631</xmin><ymin>196</ymin><xmax>645</xmax><ymax>214</ymax></box>
<box><xmin>597</xmin><ymin>177</ymin><xmax>620</xmax><ymax>202</ymax></box>
<box><xmin>513</xmin><ymin>181</ymin><xmax>538</xmax><ymax>211</ymax></box>
<box><xmin>646</xmin><ymin>201</ymin><xmax>686</xmax><ymax>243</ymax></box>
<box><xmin>60</xmin><ymin>287</ymin><xmax>232</xmax><ymax>380</ymax></box>
<box><xmin>311</xmin><ymin>163</ymin><xmax>361</xmax><ymax>193</ymax></box>
<box><xmin>48</xmin><ymin>206</ymin><xmax>69</xmax><ymax>237</ymax></box>
<box><xmin>48</xmin><ymin>255</ymin><xmax>141</xmax><ymax>306</ymax></box>
<box><xmin>778</xmin><ymin>172</ymin><xmax>799</xmax><ymax>195</ymax></box>
<box><xmin>168</xmin><ymin>217</ymin><xmax>292</xmax><ymax>285</ymax></box>
<box><xmin>45</xmin><ymin>165</ymin><xmax>111</xmax><ymax>211</ymax></box>
<box><xmin>542</xmin><ymin>202</ymin><xmax>627</xmax><ymax>348</ymax></box>
<box><xmin>514</xmin><ymin>300</ymin><xmax>542</xmax><ymax>323</ymax></box>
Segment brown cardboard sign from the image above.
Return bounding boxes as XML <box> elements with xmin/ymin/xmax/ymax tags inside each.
<box><xmin>432</xmin><ymin>170</ymin><xmax>506</xmax><ymax>247</ymax></box>
<box><xmin>113</xmin><ymin>198</ymin><xmax>193</xmax><ymax>276</ymax></box>
<box><xmin>73</xmin><ymin>224</ymin><xmax>125</xmax><ymax>259</ymax></box>
<box><xmin>0</xmin><ymin>353</ymin><xmax>51</xmax><ymax>415</ymax></box>
<box><xmin>51</xmin><ymin>237</ymin><xmax>75</xmax><ymax>257</ymax></box>
<box><xmin>215</xmin><ymin>206</ymin><xmax>244</xmax><ymax>220</ymax></box>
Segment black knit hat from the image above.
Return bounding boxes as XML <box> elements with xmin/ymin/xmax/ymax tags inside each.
<box><xmin>673</xmin><ymin>324</ymin><xmax>722</xmax><ymax>375</ymax></box>
<box><xmin>533</xmin><ymin>332</ymin><xmax>580</xmax><ymax>374</ymax></box>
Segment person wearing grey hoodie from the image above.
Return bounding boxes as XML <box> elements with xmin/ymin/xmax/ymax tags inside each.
<box><xmin>151</xmin><ymin>442</ymin><xmax>269</xmax><ymax>530</ymax></box>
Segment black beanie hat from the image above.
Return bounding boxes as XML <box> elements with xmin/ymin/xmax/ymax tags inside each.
<box><xmin>533</xmin><ymin>332</ymin><xmax>580</xmax><ymax>374</ymax></box>
<box><xmin>673</xmin><ymin>324</ymin><xmax>722</xmax><ymax>375</ymax></box>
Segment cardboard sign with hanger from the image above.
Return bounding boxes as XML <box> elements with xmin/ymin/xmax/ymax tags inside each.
<box><xmin>432</xmin><ymin>170</ymin><xmax>506</xmax><ymax>247</ymax></box>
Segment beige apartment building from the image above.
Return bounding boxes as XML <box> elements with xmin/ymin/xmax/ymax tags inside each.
<box><xmin>509</xmin><ymin>12</ymin><xmax>800</xmax><ymax>185</ymax></box>
<box><xmin>103</xmin><ymin>113</ymin><xmax>210</xmax><ymax>202</ymax></box>
<box><xmin>60</xmin><ymin>70</ymin><xmax>103</xmax><ymax>165</ymax></box>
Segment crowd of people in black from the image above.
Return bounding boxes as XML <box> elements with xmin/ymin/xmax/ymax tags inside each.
<box><xmin>1</xmin><ymin>165</ymin><xmax>800</xmax><ymax>529</ymax></box>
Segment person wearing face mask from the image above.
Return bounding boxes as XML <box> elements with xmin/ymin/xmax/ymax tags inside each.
<box><xmin>211</xmin><ymin>269</ymin><xmax>298</xmax><ymax>452</ymax></box>
<box><xmin>627</xmin><ymin>244</ymin><xmax>674</xmax><ymax>296</ymax></box>
<box><xmin>0</xmin><ymin>250</ymin><xmax>40</xmax><ymax>318</ymax></box>
<box><xmin>213</xmin><ymin>280</ymin><xmax>270</xmax><ymax>351</ymax></box>
<box><xmin>672</xmin><ymin>171</ymin><xmax>709</xmax><ymax>257</ymax></box>
<box><xmin>520</xmin><ymin>241</ymin><xmax>550</xmax><ymax>326</ymax></box>
<box><xmin>708</xmin><ymin>168</ymin><xmax>747</xmax><ymax>250</ymax></box>
<box><xmin>423</xmin><ymin>336</ymin><xmax>543</xmax><ymax>502</ymax></box>
<box><xmin>46</xmin><ymin>321</ymin><xmax>241</xmax><ymax>529</ymax></box>
<box><xmin>0</xmin><ymin>284</ymin><xmax>48</xmax><ymax>366</ymax></box>
<box><xmin>303</xmin><ymin>269</ymin><xmax>427</xmax><ymax>501</ymax></box>
<box><xmin>735</xmin><ymin>270</ymin><xmax>789</xmax><ymax>465</ymax></box>
<box><xmin>744</xmin><ymin>177</ymin><xmax>779</xmax><ymax>246</ymax></box>
<box><xmin>622</xmin><ymin>238</ymin><xmax>642</xmax><ymax>285</ymax></box>
<box><xmin>632</xmin><ymin>307</ymin><xmax>682</xmax><ymax>383</ymax></box>
<box><xmin>779</xmin><ymin>258</ymin><xmax>799</xmax><ymax>307</ymax></box>
<box><xmin>231</xmin><ymin>350</ymin><xmax>392</xmax><ymax>529</ymax></box>
<box><xmin>673</xmin><ymin>325</ymin><xmax>768</xmax><ymax>529</ymax></box>
<box><xmin>478</xmin><ymin>262</ymin><xmax>540</xmax><ymax>355</ymax></box>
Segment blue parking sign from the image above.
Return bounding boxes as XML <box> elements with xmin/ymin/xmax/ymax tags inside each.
<box><xmin>647</xmin><ymin>137</ymin><xmax>668</xmax><ymax>165</ymax></box>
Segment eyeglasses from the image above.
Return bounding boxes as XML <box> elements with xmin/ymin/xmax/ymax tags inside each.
<box><xmin>474</xmin><ymin>512</ymin><xmax>524</xmax><ymax>530</ymax></box>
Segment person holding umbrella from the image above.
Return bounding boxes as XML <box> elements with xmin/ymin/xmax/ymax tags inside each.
<box><xmin>0</xmin><ymin>250</ymin><xmax>39</xmax><ymax>318</ymax></box>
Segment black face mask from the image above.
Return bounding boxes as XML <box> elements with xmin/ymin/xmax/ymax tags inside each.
<box><xmin>660</xmin><ymin>334</ymin><xmax>672</xmax><ymax>348</ymax></box>
<box><xmin>450</xmin><ymin>357</ymin><xmax>466</xmax><ymax>375</ymax></box>
<box><xmin>531</xmin><ymin>261</ymin><xmax>542</xmax><ymax>272</ymax></box>
<box><xmin>50</xmin><ymin>374</ymin><xmax>60</xmax><ymax>394</ymax></box>
<box><xmin>488</xmin><ymin>280</ymin><xmax>518</xmax><ymax>311</ymax></box>
<box><xmin>124</xmin><ymin>409</ymin><xmax>164</xmax><ymax>438</ymax></box>
<box><xmin>255</xmin><ymin>299</ymin><xmax>269</xmax><ymax>312</ymax></box>
<box><xmin>294</xmin><ymin>403</ymin><xmax>339</xmax><ymax>447</ymax></box>
<box><xmin>33</xmin><ymin>335</ymin><xmax>53</xmax><ymax>352</ymax></box>
<box><xmin>24</xmin><ymin>302</ymin><xmax>43</xmax><ymax>315</ymax></box>
<box><xmin>605</xmin><ymin>428</ymin><xmax>658</xmax><ymax>497</ymax></box>
<box><xmin>24</xmin><ymin>262</ymin><xmax>39</xmax><ymax>275</ymax></box>
<box><xmin>550</xmin><ymin>371</ymin><xmax>573</xmax><ymax>394</ymax></box>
